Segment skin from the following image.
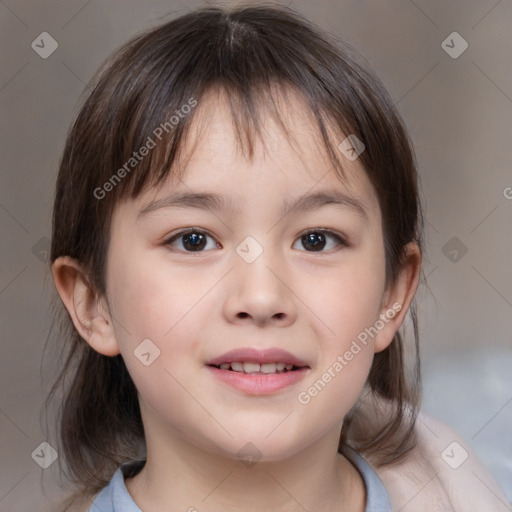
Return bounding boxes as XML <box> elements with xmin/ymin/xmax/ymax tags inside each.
<box><xmin>52</xmin><ymin>88</ymin><xmax>421</xmax><ymax>512</ymax></box>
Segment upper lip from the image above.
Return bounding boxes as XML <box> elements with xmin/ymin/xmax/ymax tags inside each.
<box><xmin>206</xmin><ymin>348</ymin><xmax>310</xmax><ymax>367</ymax></box>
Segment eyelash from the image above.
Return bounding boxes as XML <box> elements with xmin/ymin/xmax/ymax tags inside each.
<box><xmin>163</xmin><ymin>228</ymin><xmax>349</xmax><ymax>254</ymax></box>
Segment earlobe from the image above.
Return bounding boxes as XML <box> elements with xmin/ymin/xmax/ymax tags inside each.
<box><xmin>374</xmin><ymin>242</ymin><xmax>422</xmax><ymax>353</ymax></box>
<box><xmin>51</xmin><ymin>256</ymin><xmax>121</xmax><ymax>357</ymax></box>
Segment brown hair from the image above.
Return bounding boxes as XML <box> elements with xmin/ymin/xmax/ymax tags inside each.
<box><xmin>44</xmin><ymin>3</ymin><xmax>424</xmax><ymax>508</ymax></box>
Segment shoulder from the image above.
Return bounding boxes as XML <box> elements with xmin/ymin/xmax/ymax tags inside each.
<box><xmin>370</xmin><ymin>411</ymin><xmax>509</xmax><ymax>512</ymax></box>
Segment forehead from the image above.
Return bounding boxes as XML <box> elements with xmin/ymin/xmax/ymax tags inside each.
<box><xmin>126</xmin><ymin>86</ymin><xmax>381</xmax><ymax>223</ymax></box>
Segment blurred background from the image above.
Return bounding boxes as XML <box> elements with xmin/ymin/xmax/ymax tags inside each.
<box><xmin>1</xmin><ymin>0</ymin><xmax>511</xmax><ymax>510</ymax></box>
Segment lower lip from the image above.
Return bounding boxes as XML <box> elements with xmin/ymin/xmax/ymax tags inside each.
<box><xmin>205</xmin><ymin>366</ymin><xmax>309</xmax><ymax>395</ymax></box>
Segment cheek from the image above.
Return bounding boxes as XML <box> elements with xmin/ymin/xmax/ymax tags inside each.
<box><xmin>107</xmin><ymin>245</ymin><xmax>203</xmax><ymax>348</ymax></box>
<box><xmin>109</xmin><ymin>257</ymin><xmax>210</xmax><ymax>439</ymax></box>
<box><xmin>304</xmin><ymin>256</ymin><xmax>386</xmax><ymax>346</ymax></box>
<box><xmin>297</xmin><ymin>349</ymin><xmax>374</xmax><ymax>427</ymax></box>
<box><xmin>295</xmin><ymin>250</ymin><xmax>385</xmax><ymax>417</ymax></box>
<box><xmin>295</xmin><ymin>289</ymin><xmax>378</xmax><ymax>436</ymax></box>
<box><xmin>106</xmin><ymin>241</ymin><xmax>219</xmax><ymax>366</ymax></box>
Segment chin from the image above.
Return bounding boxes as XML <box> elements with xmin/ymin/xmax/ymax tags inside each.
<box><xmin>201</xmin><ymin>429</ymin><xmax>309</xmax><ymax>463</ymax></box>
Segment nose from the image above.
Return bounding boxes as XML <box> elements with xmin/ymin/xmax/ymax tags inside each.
<box><xmin>223</xmin><ymin>254</ymin><xmax>297</xmax><ymax>328</ymax></box>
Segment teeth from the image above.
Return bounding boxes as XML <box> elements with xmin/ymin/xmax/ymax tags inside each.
<box><xmin>231</xmin><ymin>362</ymin><xmax>244</xmax><ymax>372</ymax></box>
<box><xmin>260</xmin><ymin>363</ymin><xmax>277</xmax><ymax>374</ymax></box>
<box><xmin>217</xmin><ymin>361</ymin><xmax>299</xmax><ymax>373</ymax></box>
<box><xmin>243</xmin><ymin>362</ymin><xmax>260</xmax><ymax>373</ymax></box>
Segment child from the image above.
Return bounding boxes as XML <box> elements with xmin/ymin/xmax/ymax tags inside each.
<box><xmin>47</xmin><ymin>4</ymin><xmax>509</xmax><ymax>511</ymax></box>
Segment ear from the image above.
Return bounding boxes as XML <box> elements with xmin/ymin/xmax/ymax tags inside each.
<box><xmin>51</xmin><ymin>256</ymin><xmax>120</xmax><ymax>356</ymax></box>
<box><xmin>373</xmin><ymin>242</ymin><xmax>422</xmax><ymax>353</ymax></box>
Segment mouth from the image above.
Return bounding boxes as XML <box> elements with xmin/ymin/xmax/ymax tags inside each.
<box><xmin>205</xmin><ymin>348</ymin><xmax>310</xmax><ymax>395</ymax></box>
<box><xmin>207</xmin><ymin>361</ymin><xmax>307</xmax><ymax>374</ymax></box>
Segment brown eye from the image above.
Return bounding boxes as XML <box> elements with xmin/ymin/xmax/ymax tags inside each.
<box><xmin>165</xmin><ymin>229</ymin><xmax>221</xmax><ymax>252</ymax></box>
<box><xmin>294</xmin><ymin>230</ymin><xmax>347</xmax><ymax>252</ymax></box>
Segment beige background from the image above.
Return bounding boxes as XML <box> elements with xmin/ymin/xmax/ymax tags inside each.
<box><xmin>1</xmin><ymin>0</ymin><xmax>511</xmax><ymax>510</ymax></box>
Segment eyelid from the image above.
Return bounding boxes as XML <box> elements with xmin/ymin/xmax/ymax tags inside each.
<box><xmin>164</xmin><ymin>227</ymin><xmax>215</xmax><ymax>241</ymax></box>
<box><xmin>299</xmin><ymin>228</ymin><xmax>349</xmax><ymax>246</ymax></box>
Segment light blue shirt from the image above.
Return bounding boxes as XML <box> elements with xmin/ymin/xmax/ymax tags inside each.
<box><xmin>89</xmin><ymin>448</ymin><xmax>391</xmax><ymax>511</ymax></box>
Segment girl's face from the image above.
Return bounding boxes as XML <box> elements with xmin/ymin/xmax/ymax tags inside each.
<box><xmin>102</xmin><ymin>90</ymin><xmax>404</xmax><ymax>461</ymax></box>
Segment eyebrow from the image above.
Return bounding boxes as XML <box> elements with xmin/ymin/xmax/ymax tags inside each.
<box><xmin>137</xmin><ymin>189</ymin><xmax>369</xmax><ymax>221</ymax></box>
